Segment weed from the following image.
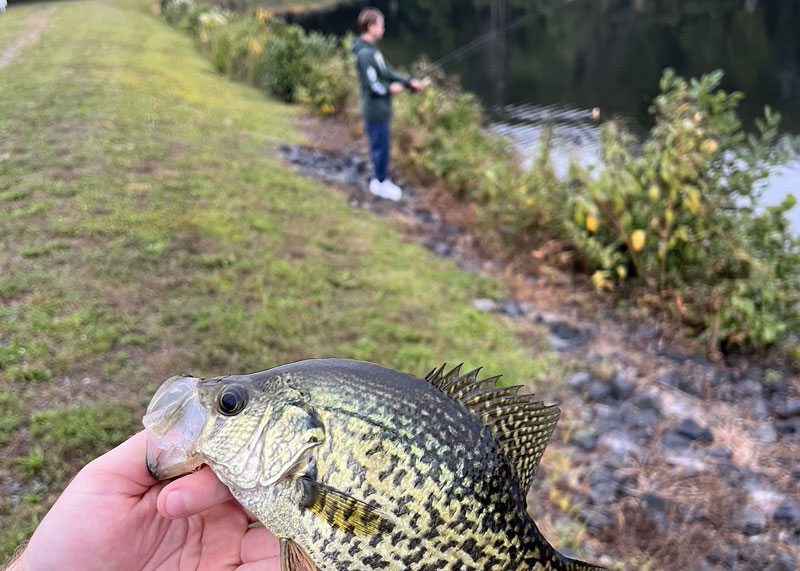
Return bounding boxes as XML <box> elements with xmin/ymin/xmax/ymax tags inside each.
<box><xmin>0</xmin><ymin>392</ymin><xmax>24</xmax><ymax>448</ymax></box>
<box><xmin>30</xmin><ymin>404</ymin><xmax>138</xmax><ymax>479</ymax></box>
<box><xmin>0</xmin><ymin>189</ymin><xmax>31</xmax><ymax>203</ymax></box>
<box><xmin>14</xmin><ymin>445</ymin><xmax>44</xmax><ymax>478</ymax></box>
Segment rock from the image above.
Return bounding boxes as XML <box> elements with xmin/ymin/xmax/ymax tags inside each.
<box><xmin>717</xmin><ymin>461</ymin><xmax>749</xmax><ymax>487</ymax></box>
<box><xmin>675</xmin><ymin>418</ymin><xmax>714</xmax><ymax>443</ymax></box>
<box><xmin>569</xmin><ymin>432</ymin><xmax>598</xmax><ymax>452</ymax></box>
<box><xmin>710</xmin><ymin>368</ymin><xmax>734</xmax><ymax>388</ymax></box>
<box><xmin>632</xmin><ymin>389</ymin><xmax>663</xmax><ymax>414</ymax></box>
<box><xmin>640</xmin><ymin>492</ymin><xmax>667</xmax><ymax>513</ymax></box>
<box><xmin>750</xmin><ymin>489</ymin><xmax>788</xmax><ymax>517</ymax></box>
<box><xmin>586</xmin><ymin>380</ymin><xmax>611</xmax><ymax>402</ymax></box>
<box><xmin>501</xmin><ymin>302</ymin><xmax>523</xmax><ymax>317</ymax></box>
<box><xmin>443</xmin><ymin>223</ymin><xmax>461</xmax><ymax>236</ymax></box>
<box><xmin>413</xmin><ymin>209</ymin><xmax>438</xmax><ymax>224</ymax></box>
<box><xmin>737</xmin><ymin>379</ymin><xmax>763</xmax><ymax>399</ymax></box>
<box><xmin>471</xmin><ymin>298</ymin><xmax>497</xmax><ymax>312</ymax></box>
<box><xmin>744</xmin><ymin>364</ymin><xmax>765</xmax><ymax>383</ymax></box>
<box><xmin>733</xmin><ymin>505</ymin><xmax>767</xmax><ymax>536</ymax></box>
<box><xmin>591</xmin><ymin>407</ymin><xmax>624</xmax><ymax>430</ymax></box>
<box><xmin>431</xmin><ymin>242</ymin><xmax>451</xmax><ymax>256</ymax></box>
<box><xmin>636</xmin><ymin>408</ymin><xmax>660</xmax><ymax>430</ymax></box>
<box><xmin>640</xmin><ymin>493</ymin><xmax>669</xmax><ymax>533</ymax></box>
<box><xmin>777</xmin><ymin>398</ymin><xmax>800</xmax><ymax>419</ymax></box>
<box><xmin>518</xmin><ymin>301</ymin><xmax>537</xmax><ymax>317</ymax></box>
<box><xmin>777</xmin><ymin>418</ymin><xmax>799</xmax><ymax>437</ymax></box>
<box><xmin>707</xmin><ymin>446</ymin><xmax>732</xmax><ymax>460</ymax></box>
<box><xmin>589</xmin><ymin>482</ymin><xmax>618</xmax><ymax>506</ymax></box>
<box><xmin>634</xmin><ymin>324</ymin><xmax>659</xmax><ymax>340</ymax></box>
<box><xmin>750</xmin><ymin>398</ymin><xmax>770</xmax><ymax>421</ymax></box>
<box><xmin>622</xmin><ymin>407</ymin><xmax>655</xmax><ymax>430</ymax></box>
<box><xmin>659</xmin><ymin>349</ymin><xmax>692</xmax><ymax>362</ymax></box>
<box><xmin>582</xmin><ymin>508</ymin><xmax>615</xmax><ymax>531</ymax></box>
<box><xmin>663</xmin><ymin>452</ymin><xmax>710</xmax><ymax>474</ymax></box>
<box><xmin>763</xmin><ymin>376</ymin><xmax>789</xmax><ymax>395</ymax></box>
<box><xmin>753</xmin><ymin>423</ymin><xmax>778</xmax><ymax>443</ymax></box>
<box><xmin>597</xmin><ymin>431</ymin><xmax>641</xmax><ymax>459</ymax></box>
<box><xmin>587</xmin><ymin>470</ymin><xmax>629</xmax><ymax>506</ymax></box>
<box><xmin>766</xmin><ymin>551</ymin><xmax>798</xmax><ymax>571</ymax></box>
<box><xmin>660</xmin><ymin>430</ymin><xmax>692</xmax><ymax>451</ymax></box>
<box><xmin>677</xmin><ymin>375</ymin><xmax>703</xmax><ymax>397</ymax></box>
<box><xmin>656</xmin><ymin>371</ymin><xmax>679</xmax><ymax>388</ymax></box>
<box><xmin>548</xmin><ymin>322</ymin><xmax>576</xmax><ymax>338</ymax></box>
<box><xmin>609</xmin><ymin>374</ymin><xmax>635</xmax><ymax>401</ymax></box>
<box><xmin>774</xmin><ymin>498</ymin><xmax>800</xmax><ymax>529</ymax></box>
<box><xmin>706</xmin><ymin>545</ymin><xmax>737</xmax><ymax>568</ymax></box>
<box><xmin>737</xmin><ymin>544</ymin><xmax>773</xmax><ymax>568</ymax></box>
<box><xmin>567</xmin><ymin>372</ymin><xmax>591</xmax><ymax>391</ymax></box>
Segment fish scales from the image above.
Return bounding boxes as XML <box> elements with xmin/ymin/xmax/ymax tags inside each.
<box><xmin>144</xmin><ymin>359</ymin><xmax>605</xmax><ymax>570</ymax></box>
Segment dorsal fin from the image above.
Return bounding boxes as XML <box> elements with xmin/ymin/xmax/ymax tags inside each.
<box><xmin>425</xmin><ymin>364</ymin><xmax>560</xmax><ymax>493</ymax></box>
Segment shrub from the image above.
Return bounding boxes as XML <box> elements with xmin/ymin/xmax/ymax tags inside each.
<box><xmin>481</xmin><ymin>125</ymin><xmax>566</xmax><ymax>249</ymax></box>
<box><xmin>566</xmin><ymin>69</ymin><xmax>800</xmax><ymax>350</ymax></box>
<box><xmin>161</xmin><ymin>0</ymin><xmax>206</xmax><ymax>31</ymax></box>
<box><xmin>394</xmin><ymin>72</ymin><xmax>511</xmax><ymax>200</ymax></box>
<box><xmin>294</xmin><ymin>35</ymin><xmax>358</xmax><ymax>116</ymax></box>
<box><xmin>260</xmin><ymin>20</ymin><xmax>333</xmax><ymax>102</ymax></box>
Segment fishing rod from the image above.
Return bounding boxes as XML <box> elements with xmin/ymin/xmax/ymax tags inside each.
<box><xmin>423</xmin><ymin>11</ymin><xmax>534</xmax><ymax>76</ymax></box>
<box><xmin>418</xmin><ymin>0</ymin><xmax>575</xmax><ymax>79</ymax></box>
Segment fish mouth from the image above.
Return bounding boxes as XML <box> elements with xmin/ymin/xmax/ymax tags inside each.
<box><xmin>143</xmin><ymin>375</ymin><xmax>209</xmax><ymax>480</ymax></box>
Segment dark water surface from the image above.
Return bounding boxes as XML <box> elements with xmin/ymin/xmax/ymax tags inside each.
<box><xmin>287</xmin><ymin>0</ymin><xmax>800</xmax><ymax>224</ymax></box>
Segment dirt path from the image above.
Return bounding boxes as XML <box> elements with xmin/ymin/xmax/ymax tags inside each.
<box><xmin>0</xmin><ymin>8</ymin><xmax>52</xmax><ymax>69</ymax></box>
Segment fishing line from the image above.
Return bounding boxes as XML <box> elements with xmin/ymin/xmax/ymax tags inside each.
<box><xmin>425</xmin><ymin>11</ymin><xmax>533</xmax><ymax>74</ymax></box>
<box><xmin>421</xmin><ymin>0</ymin><xmax>575</xmax><ymax>76</ymax></box>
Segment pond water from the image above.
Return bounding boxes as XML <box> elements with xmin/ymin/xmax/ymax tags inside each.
<box><xmin>286</xmin><ymin>0</ymin><xmax>800</xmax><ymax>227</ymax></box>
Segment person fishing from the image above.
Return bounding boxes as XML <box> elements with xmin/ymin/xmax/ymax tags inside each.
<box><xmin>351</xmin><ymin>7</ymin><xmax>422</xmax><ymax>201</ymax></box>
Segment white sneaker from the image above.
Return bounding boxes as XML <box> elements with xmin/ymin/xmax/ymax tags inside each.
<box><xmin>369</xmin><ymin>178</ymin><xmax>402</xmax><ymax>201</ymax></box>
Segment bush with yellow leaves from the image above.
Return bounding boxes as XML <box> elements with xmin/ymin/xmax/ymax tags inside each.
<box><xmin>567</xmin><ymin>69</ymin><xmax>800</xmax><ymax>352</ymax></box>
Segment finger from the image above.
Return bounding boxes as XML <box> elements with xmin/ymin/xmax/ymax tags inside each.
<box><xmin>83</xmin><ymin>431</ymin><xmax>155</xmax><ymax>492</ymax></box>
<box><xmin>241</xmin><ymin>526</ymin><xmax>280</xmax><ymax>562</ymax></box>
<box><xmin>157</xmin><ymin>465</ymin><xmax>233</xmax><ymax>518</ymax></box>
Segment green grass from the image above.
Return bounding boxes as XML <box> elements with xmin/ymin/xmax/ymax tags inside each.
<box><xmin>0</xmin><ymin>0</ymin><xmax>558</xmax><ymax>559</ymax></box>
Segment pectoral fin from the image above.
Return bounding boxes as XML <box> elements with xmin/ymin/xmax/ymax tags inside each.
<box><xmin>280</xmin><ymin>539</ymin><xmax>320</xmax><ymax>571</ymax></box>
<box><xmin>299</xmin><ymin>478</ymin><xmax>394</xmax><ymax>537</ymax></box>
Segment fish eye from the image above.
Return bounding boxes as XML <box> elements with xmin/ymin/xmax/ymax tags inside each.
<box><xmin>216</xmin><ymin>385</ymin><xmax>248</xmax><ymax>416</ymax></box>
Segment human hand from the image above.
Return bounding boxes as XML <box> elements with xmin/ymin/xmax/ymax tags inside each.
<box><xmin>408</xmin><ymin>78</ymin><xmax>423</xmax><ymax>93</ymax></box>
<box><xmin>14</xmin><ymin>431</ymin><xmax>280</xmax><ymax>571</ymax></box>
<box><xmin>389</xmin><ymin>81</ymin><xmax>404</xmax><ymax>94</ymax></box>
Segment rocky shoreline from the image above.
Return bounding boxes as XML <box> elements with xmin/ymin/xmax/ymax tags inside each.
<box><xmin>281</xmin><ymin>140</ymin><xmax>800</xmax><ymax>570</ymax></box>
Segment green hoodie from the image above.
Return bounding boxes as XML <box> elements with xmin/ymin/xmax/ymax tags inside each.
<box><xmin>350</xmin><ymin>36</ymin><xmax>410</xmax><ymax>122</ymax></box>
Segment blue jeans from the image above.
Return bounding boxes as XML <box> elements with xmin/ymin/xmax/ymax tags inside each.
<box><xmin>364</xmin><ymin>120</ymin><xmax>390</xmax><ymax>182</ymax></box>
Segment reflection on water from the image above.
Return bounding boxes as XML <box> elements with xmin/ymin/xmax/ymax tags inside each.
<box><xmin>287</xmin><ymin>0</ymin><xmax>800</xmax><ymax>227</ymax></box>
<box><xmin>487</xmin><ymin>102</ymin><xmax>602</xmax><ymax>176</ymax></box>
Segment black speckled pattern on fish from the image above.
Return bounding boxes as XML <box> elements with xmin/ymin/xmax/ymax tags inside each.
<box><xmin>152</xmin><ymin>359</ymin><xmax>606</xmax><ymax>570</ymax></box>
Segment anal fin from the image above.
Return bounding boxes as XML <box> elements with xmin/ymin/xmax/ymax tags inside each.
<box><xmin>280</xmin><ymin>538</ymin><xmax>320</xmax><ymax>571</ymax></box>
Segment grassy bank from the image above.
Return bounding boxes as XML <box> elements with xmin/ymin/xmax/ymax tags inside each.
<box><xmin>0</xmin><ymin>0</ymin><xmax>558</xmax><ymax>558</ymax></box>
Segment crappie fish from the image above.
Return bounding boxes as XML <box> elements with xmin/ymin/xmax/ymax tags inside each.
<box><xmin>144</xmin><ymin>359</ymin><xmax>605</xmax><ymax>570</ymax></box>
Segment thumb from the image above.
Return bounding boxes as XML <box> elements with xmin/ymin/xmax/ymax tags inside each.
<box><xmin>157</xmin><ymin>466</ymin><xmax>234</xmax><ymax>518</ymax></box>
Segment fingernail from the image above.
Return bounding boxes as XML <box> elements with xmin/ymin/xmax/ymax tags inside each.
<box><xmin>165</xmin><ymin>491</ymin><xmax>187</xmax><ymax>518</ymax></box>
